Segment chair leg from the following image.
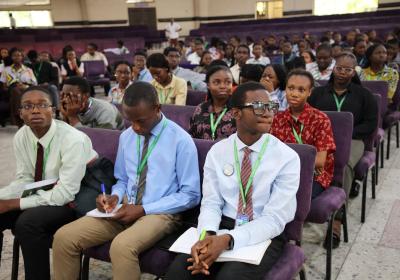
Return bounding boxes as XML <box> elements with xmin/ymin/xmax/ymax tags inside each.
<box><xmin>361</xmin><ymin>171</ymin><xmax>368</xmax><ymax>223</ymax></box>
<box><xmin>372</xmin><ymin>166</ymin><xmax>376</xmax><ymax>199</ymax></box>
<box><xmin>11</xmin><ymin>238</ymin><xmax>20</xmax><ymax>280</ymax></box>
<box><xmin>81</xmin><ymin>255</ymin><xmax>90</xmax><ymax>280</ymax></box>
<box><xmin>375</xmin><ymin>144</ymin><xmax>379</xmax><ymax>185</ymax></box>
<box><xmin>341</xmin><ymin>204</ymin><xmax>349</xmax><ymax>243</ymax></box>
<box><xmin>325</xmin><ymin>213</ymin><xmax>334</xmax><ymax>280</ymax></box>
<box><xmin>299</xmin><ymin>266</ymin><xmax>307</xmax><ymax>280</ymax></box>
<box><xmin>396</xmin><ymin>122</ymin><xmax>399</xmax><ymax>148</ymax></box>
<box><xmin>380</xmin><ymin>140</ymin><xmax>384</xmax><ymax>168</ymax></box>
<box><xmin>386</xmin><ymin>126</ymin><xmax>391</xmax><ymax>160</ymax></box>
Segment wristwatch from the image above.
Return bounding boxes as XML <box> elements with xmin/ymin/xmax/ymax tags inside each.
<box><xmin>227</xmin><ymin>234</ymin><xmax>234</xmax><ymax>250</ymax></box>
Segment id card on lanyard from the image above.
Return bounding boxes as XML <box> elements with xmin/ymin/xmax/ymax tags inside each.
<box><xmin>129</xmin><ymin>118</ymin><xmax>168</xmax><ymax>204</ymax></box>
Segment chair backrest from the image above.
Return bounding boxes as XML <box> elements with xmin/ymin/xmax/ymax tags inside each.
<box><xmin>193</xmin><ymin>138</ymin><xmax>216</xmax><ymax>184</ymax></box>
<box><xmin>78</xmin><ymin>127</ymin><xmax>122</xmax><ymax>163</ymax></box>
<box><xmin>284</xmin><ymin>143</ymin><xmax>316</xmax><ymax>242</ymax></box>
<box><xmin>389</xmin><ymin>77</ymin><xmax>400</xmax><ymax>111</ymax></box>
<box><xmin>363</xmin><ymin>94</ymin><xmax>381</xmax><ymax>151</ymax></box>
<box><xmin>361</xmin><ymin>80</ymin><xmax>388</xmax><ymax>117</ymax></box>
<box><xmin>186</xmin><ymin>90</ymin><xmax>207</xmax><ymax>106</ymax></box>
<box><xmin>84</xmin><ymin>60</ymin><xmax>106</xmax><ymax>78</ymax></box>
<box><xmin>161</xmin><ymin>104</ymin><xmax>196</xmax><ymax>131</ymax></box>
<box><xmin>324</xmin><ymin>111</ymin><xmax>354</xmax><ymax>187</ymax></box>
<box><xmin>315</xmin><ymin>79</ymin><xmax>328</xmax><ymax>86</ymax></box>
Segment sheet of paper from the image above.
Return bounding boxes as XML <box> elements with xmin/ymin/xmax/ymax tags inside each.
<box><xmin>86</xmin><ymin>204</ymin><xmax>123</xmax><ymax>218</ymax></box>
<box><xmin>169</xmin><ymin>227</ymin><xmax>271</xmax><ymax>265</ymax></box>
<box><xmin>21</xmin><ymin>178</ymin><xmax>58</xmax><ymax>198</ymax></box>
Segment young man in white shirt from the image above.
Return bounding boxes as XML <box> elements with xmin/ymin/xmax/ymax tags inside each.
<box><xmin>165</xmin><ymin>18</ymin><xmax>182</xmax><ymax>47</ymax></box>
<box><xmin>246</xmin><ymin>43</ymin><xmax>271</xmax><ymax>66</ymax></box>
<box><xmin>230</xmin><ymin>45</ymin><xmax>251</xmax><ymax>85</ymax></box>
<box><xmin>80</xmin><ymin>42</ymin><xmax>109</xmax><ymax>67</ymax></box>
<box><xmin>166</xmin><ymin>82</ymin><xmax>300</xmax><ymax>280</ymax></box>
<box><xmin>0</xmin><ymin>86</ymin><xmax>97</xmax><ymax>280</ymax></box>
<box><xmin>187</xmin><ymin>39</ymin><xmax>205</xmax><ymax>65</ymax></box>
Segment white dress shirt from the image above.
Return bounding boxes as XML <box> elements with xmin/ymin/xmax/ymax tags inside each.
<box><xmin>230</xmin><ymin>64</ymin><xmax>241</xmax><ymax>85</ymax></box>
<box><xmin>197</xmin><ymin>133</ymin><xmax>300</xmax><ymax>249</ymax></box>
<box><xmin>187</xmin><ymin>52</ymin><xmax>201</xmax><ymax>65</ymax></box>
<box><xmin>0</xmin><ymin>120</ymin><xmax>98</xmax><ymax>209</ymax></box>
<box><xmin>246</xmin><ymin>56</ymin><xmax>271</xmax><ymax>66</ymax></box>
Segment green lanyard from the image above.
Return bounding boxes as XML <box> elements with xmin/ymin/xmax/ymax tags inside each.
<box><xmin>291</xmin><ymin>123</ymin><xmax>304</xmax><ymax>144</ymax></box>
<box><xmin>233</xmin><ymin>136</ymin><xmax>270</xmax><ymax>212</ymax></box>
<box><xmin>333</xmin><ymin>94</ymin><xmax>346</xmax><ymax>112</ymax></box>
<box><xmin>158</xmin><ymin>88</ymin><xmax>173</xmax><ymax>104</ymax></box>
<box><xmin>34</xmin><ymin>62</ymin><xmax>43</xmax><ymax>78</ymax></box>
<box><xmin>210</xmin><ymin>108</ymin><xmax>228</xmax><ymax>140</ymax></box>
<box><xmin>135</xmin><ymin>118</ymin><xmax>168</xmax><ymax>184</ymax></box>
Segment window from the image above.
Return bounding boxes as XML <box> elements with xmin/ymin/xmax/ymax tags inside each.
<box><xmin>26</xmin><ymin>0</ymin><xmax>50</xmax><ymax>5</ymax></box>
<box><xmin>256</xmin><ymin>1</ymin><xmax>283</xmax><ymax>19</ymax></box>
<box><xmin>0</xmin><ymin>11</ymin><xmax>53</xmax><ymax>27</ymax></box>
<box><xmin>314</xmin><ymin>0</ymin><xmax>378</xmax><ymax>16</ymax></box>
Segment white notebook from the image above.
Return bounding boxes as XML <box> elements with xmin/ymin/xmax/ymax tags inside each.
<box><xmin>86</xmin><ymin>204</ymin><xmax>123</xmax><ymax>218</ymax></box>
<box><xmin>169</xmin><ymin>227</ymin><xmax>271</xmax><ymax>265</ymax></box>
<box><xmin>21</xmin><ymin>178</ymin><xmax>58</xmax><ymax>198</ymax></box>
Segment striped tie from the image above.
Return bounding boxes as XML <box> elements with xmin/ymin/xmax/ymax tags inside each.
<box><xmin>135</xmin><ymin>134</ymin><xmax>150</xmax><ymax>205</ymax></box>
<box><xmin>237</xmin><ymin>147</ymin><xmax>254</xmax><ymax>220</ymax></box>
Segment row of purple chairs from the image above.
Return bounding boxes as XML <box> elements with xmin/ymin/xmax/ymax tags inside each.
<box><xmin>77</xmin><ymin>126</ymin><xmax>316</xmax><ymax>280</ymax></box>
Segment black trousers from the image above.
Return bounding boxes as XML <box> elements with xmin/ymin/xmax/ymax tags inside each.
<box><xmin>165</xmin><ymin>216</ymin><xmax>286</xmax><ymax>280</ymax></box>
<box><xmin>0</xmin><ymin>206</ymin><xmax>76</xmax><ymax>280</ymax></box>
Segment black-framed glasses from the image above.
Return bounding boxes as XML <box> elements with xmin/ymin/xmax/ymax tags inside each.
<box><xmin>238</xmin><ymin>101</ymin><xmax>279</xmax><ymax>116</ymax></box>
<box><xmin>20</xmin><ymin>103</ymin><xmax>53</xmax><ymax>111</ymax></box>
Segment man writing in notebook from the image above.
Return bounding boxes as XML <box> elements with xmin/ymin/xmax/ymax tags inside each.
<box><xmin>166</xmin><ymin>82</ymin><xmax>300</xmax><ymax>279</ymax></box>
<box><xmin>0</xmin><ymin>86</ymin><xmax>97</xmax><ymax>280</ymax></box>
<box><xmin>52</xmin><ymin>81</ymin><xmax>201</xmax><ymax>280</ymax></box>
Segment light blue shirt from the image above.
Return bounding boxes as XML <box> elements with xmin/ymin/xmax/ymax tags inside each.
<box><xmin>138</xmin><ymin>68</ymin><xmax>153</xmax><ymax>83</ymax></box>
<box><xmin>173</xmin><ymin>66</ymin><xmax>207</xmax><ymax>92</ymax></box>
<box><xmin>269</xmin><ymin>88</ymin><xmax>288</xmax><ymax>111</ymax></box>
<box><xmin>197</xmin><ymin>133</ymin><xmax>300</xmax><ymax>249</ymax></box>
<box><xmin>111</xmin><ymin>115</ymin><xmax>201</xmax><ymax>214</ymax></box>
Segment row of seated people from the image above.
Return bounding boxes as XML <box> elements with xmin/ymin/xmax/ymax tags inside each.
<box><xmin>0</xmin><ymin>50</ymin><xmax>380</xmax><ymax>279</ymax></box>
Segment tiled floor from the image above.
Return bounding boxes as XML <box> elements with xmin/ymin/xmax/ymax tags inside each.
<box><xmin>1</xmin><ymin>123</ymin><xmax>400</xmax><ymax>280</ymax></box>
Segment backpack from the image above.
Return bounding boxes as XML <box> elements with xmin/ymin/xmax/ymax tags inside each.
<box><xmin>70</xmin><ymin>157</ymin><xmax>116</xmax><ymax>217</ymax></box>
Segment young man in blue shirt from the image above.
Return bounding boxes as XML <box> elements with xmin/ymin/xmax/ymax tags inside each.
<box><xmin>52</xmin><ymin>81</ymin><xmax>201</xmax><ymax>280</ymax></box>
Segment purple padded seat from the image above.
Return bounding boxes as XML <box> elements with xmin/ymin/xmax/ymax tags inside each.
<box><xmin>186</xmin><ymin>90</ymin><xmax>207</xmax><ymax>106</ymax></box>
<box><xmin>79</xmin><ymin>130</ymin><xmax>216</xmax><ymax>279</ymax></box>
<box><xmin>265</xmin><ymin>143</ymin><xmax>316</xmax><ymax>280</ymax></box>
<box><xmin>83</xmin><ymin>60</ymin><xmax>111</xmax><ymax>88</ymax></box>
<box><xmin>354</xmin><ymin>94</ymin><xmax>380</xmax><ymax>223</ymax></box>
<box><xmin>161</xmin><ymin>104</ymin><xmax>196</xmax><ymax>132</ymax></box>
<box><xmin>383</xmin><ymin>80</ymin><xmax>400</xmax><ymax>159</ymax></box>
<box><xmin>306</xmin><ymin>111</ymin><xmax>353</xmax><ymax>280</ymax></box>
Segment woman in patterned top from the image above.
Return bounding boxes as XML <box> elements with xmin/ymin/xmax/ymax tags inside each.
<box><xmin>108</xmin><ymin>61</ymin><xmax>132</xmax><ymax>105</ymax></box>
<box><xmin>189</xmin><ymin>65</ymin><xmax>236</xmax><ymax>140</ymax></box>
<box><xmin>360</xmin><ymin>43</ymin><xmax>399</xmax><ymax>103</ymax></box>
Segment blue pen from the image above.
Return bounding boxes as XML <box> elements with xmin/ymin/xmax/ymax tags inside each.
<box><xmin>101</xmin><ymin>183</ymin><xmax>108</xmax><ymax>213</ymax></box>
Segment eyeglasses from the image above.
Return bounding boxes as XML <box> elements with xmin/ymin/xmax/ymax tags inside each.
<box><xmin>20</xmin><ymin>103</ymin><xmax>52</xmax><ymax>111</ymax></box>
<box><xmin>334</xmin><ymin>66</ymin><xmax>355</xmax><ymax>74</ymax></box>
<box><xmin>238</xmin><ymin>101</ymin><xmax>279</xmax><ymax>116</ymax></box>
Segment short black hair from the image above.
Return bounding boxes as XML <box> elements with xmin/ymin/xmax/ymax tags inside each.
<box><xmin>27</xmin><ymin>49</ymin><xmax>38</xmax><ymax>61</ymax></box>
<box><xmin>231</xmin><ymin>82</ymin><xmax>266</xmax><ymax>108</ymax></box>
<box><xmin>21</xmin><ymin>86</ymin><xmax>53</xmax><ymax>106</ymax></box>
<box><xmin>236</xmin><ymin>44</ymin><xmax>250</xmax><ymax>54</ymax></box>
<box><xmin>163</xmin><ymin>47</ymin><xmax>180</xmax><ymax>56</ymax></box>
<box><xmin>113</xmin><ymin>60</ymin><xmax>131</xmax><ymax>70</ymax></box>
<box><xmin>123</xmin><ymin>81</ymin><xmax>159</xmax><ymax>107</ymax></box>
<box><xmin>205</xmin><ymin>65</ymin><xmax>232</xmax><ymax>100</ymax></box>
<box><xmin>146</xmin><ymin>53</ymin><xmax>170</xmax><ymax>70</ymax></box>
<box><xmin>316</xmin><ymin>43</ymin><xmax>332</xmax><ymax>55</ymax></box>
<box><xmin>134</xmin><ymin>51</ymin><xmax>147</xmax><ymax>58</ymax></box>
<box><xmin>209</xmin><ymin>59</ymin><xmax>228</xmax><ymax>68</ymax></box>
<box><xmin>286</xmin><ymin>69</ymin><xmax>315</xmax><ymax>89</ymax></box>
<box><xmin>63</xmin><ymin>76</ymin><xmax>91</xmax><ymax>96</ymax></box>
<box><xmin>240</xmin><ymin>64</ymin><xmax>264</xmax><ymax>82</ymax></box>
<box><xmin>265</xmin><ymin>64</ymin><xmax>287</xmax><ymax>91</ymax></box>
<box><xmin>10</xmin><ymin>48</ymin><xmax>23</xmax><ymax>56</ymax></box>
<box><xmin>87</xmin><ymin>43</ymin><xmax>98</xmax><ymax>50</ymax></box>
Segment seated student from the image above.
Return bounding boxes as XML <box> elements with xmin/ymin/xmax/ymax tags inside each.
<box><xmin>189</xmin><ymin>65</ymin><xmax>236</xmax><ymax>140</ymax></box>
<box><xmin>306</xmin><ymin>43</ymin><xmax>336</xmax><ymax>80</ymax></box>
<box><xmin>27</xmin><ymin>50</ymin><xmax>59</xmax><ymax>107</ymax></box>
<box><xmin>386</xmin><ymin>39</ymin><xmax>400</xmax><ymax>71</ymax></box>
<box><xmin>239</xmin><ymin>64</ymin><xmax>264</xmax><ymax>84</ymax></box>
<box><xmin>223</xmin><ymin>43</ymin><xmax>236</xmax><ymax>67</ymax></box>
<box><xmin>360</xmin><ymin>44</ymin><xmax>399</xmax><ymax>103</ymax></box>
<box><xmin>246</xmin><ymin>43</ymin><xmax>271</xmax><ymax>66</ymax></box>
<box><xmin>0</xmin><ymin>86</ymin><xmax>97</xmax><ymax>280</ymax></box>
<box><xmin>147</xmin><ymin>53</ymin><xmax>187</xmax><ymax>105</ymax></box>
<box><xmin>331</xmin><ymin>43</ymin><xmax>343</xmax><ymax>59</ymax></box>
<box><xmin>52</xmin><ymin>81</ymin><xmax>201</xmax><ymax>280</ymax></box>
<box><xmin>80</xmin><ymin>42</ymin><xmax>109</xmax><ymax>67</ymax></box>
<box><xmin>109</xmin><ymin>61</ymin><xmax>132</xmax><ymax>105</ymax></box>
<box><xmin>165</xmin><ymin>82</ymin><xmax>300</xmax><ymax>280</ymax></box>
<box><xmin>281</xmin><ymin>40</ymin><xmax>297</xmax><ymax>66</ymax></box>
<box><xmin>131</xmin><ymin>51</ymin><xmax>153</xmax><ymax>82</ymax></box>
<box><xmin>60</xmin><ymin>76</ymin><xmax>124</xmax><ymax>130</ymax></box>
<box><xmin>309</xmin><ymin>52</ymin><xmax>377</xmax><ymax>248</ymax></box>
<box><xmin>270</xmin><ymin>69</ymin><xmax>335</xmax><ymax>199</ymax></box>
<box><xmin>194</xmin><ymin>51</ymin><xmax>213</xmax><ymax>74</ymax></box>
<box><xmin>104</xmin><ymin>40</ymin><xmax>130</xmax><ymax>55</ymax></box>
<box><xmin>165</xmin><ymin>47</ymin><xmax>207</xmax><ymax>92</ymax></box>
<box><xmin>230</xmin><ymin>45</ymin><xmax>251</xmax><ymax>85</ymax></box>
<box><xmin>353</xmin><ymin>39</ymin><xmax>368</xmax><ymax>68</ymax></box>
<box><xmin>301</xmin><ymin>50</ymin><xmax>316</xmax><ymax>66</ymax></box>
<box><xmin>187</xmin><ymin>39</ymin><xmax>205</xmax><ymax>65</ymax></box>
<box><xmin>260</xmin><ymin>64</ymin><xmax>288</xmax><ymax>111</ymax></box>
<box><xmin>60</xmin><ymin>48</ymin><xmax>84</xmax><ymax>81</ymax></box>
<box><xmin>0</xmin><ymin>48</ymin><xmax>37</xmax><ymax>127</ymax></box>
<box><xmin>39</xmin><ymin>51</ymin><xmax>62</xmax><ymax>84</ymax></box>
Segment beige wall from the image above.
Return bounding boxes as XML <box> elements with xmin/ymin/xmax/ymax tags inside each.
<box><xmin>85</xmin><ymin>0</ymin><xmax>128</xmax><ymax>21</ymax></box>
<box><xmin>51</xmin><ymin>0</ymin><xmax>82</xmax><ymax>22</ymax></box>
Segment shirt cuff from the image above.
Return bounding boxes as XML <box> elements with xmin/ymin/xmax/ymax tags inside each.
<box><xmin>228</xmin><ymin>227</ymin><xmax>250</xmax><ymax>249</ymax></box>
<box><xmin>20</xmin><ymin>195</ymin><xmax>39</xmax><ymax>210</ymax></box>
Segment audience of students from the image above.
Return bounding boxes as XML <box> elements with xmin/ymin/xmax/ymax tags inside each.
<box><xmin>189</xmin><ymin>65</ymin><xmax>236</xmax><ymax>140</ymax></box>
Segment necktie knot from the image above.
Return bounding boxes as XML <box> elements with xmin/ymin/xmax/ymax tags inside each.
<box><xmin>243</xmin><ymin>147</ymin><xmax>252</xmax><ymax>157</ymax></box>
